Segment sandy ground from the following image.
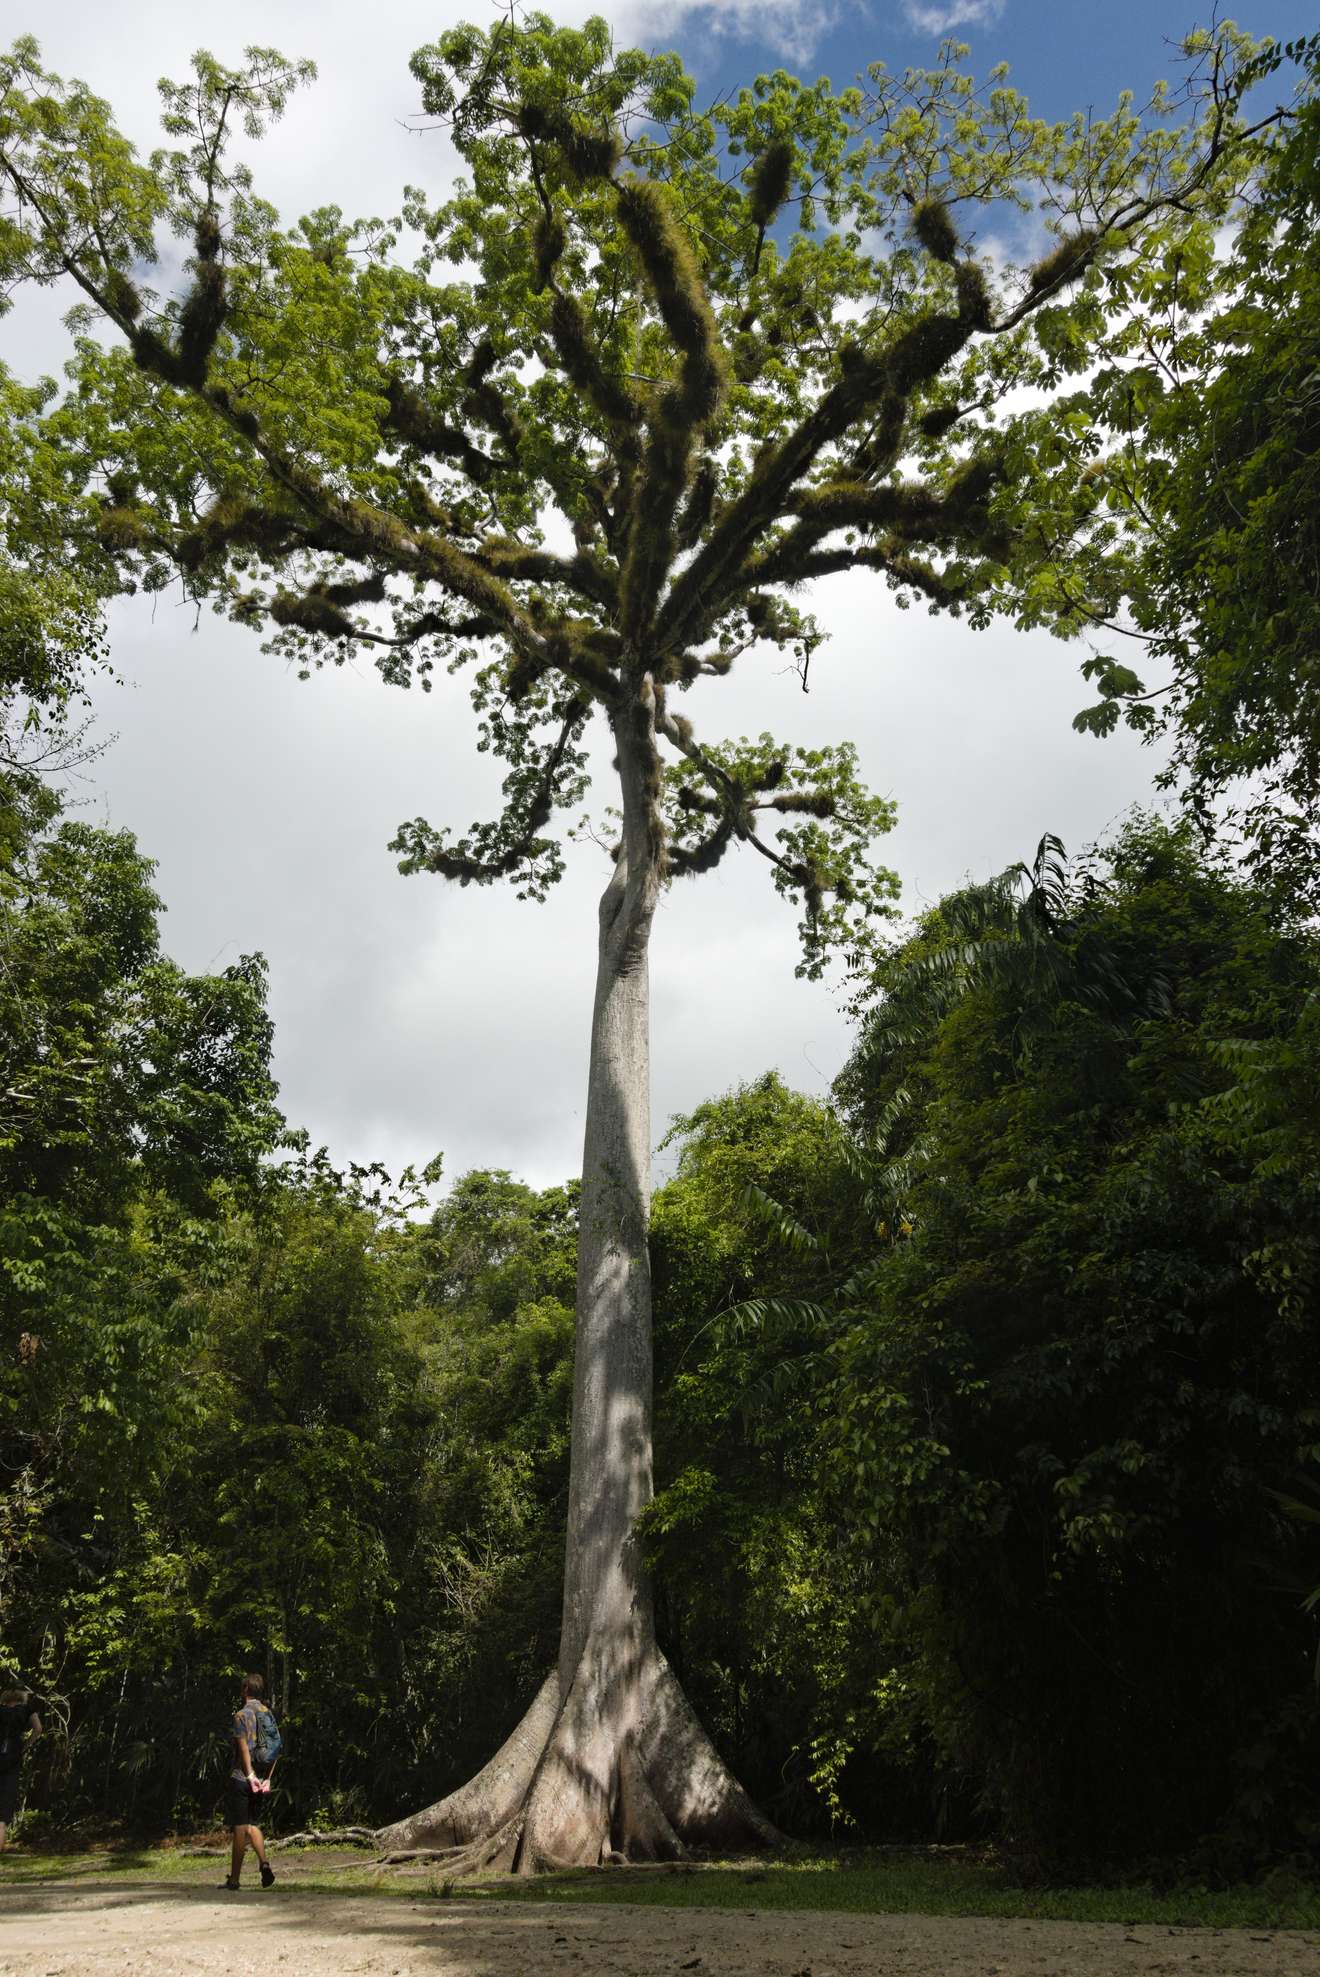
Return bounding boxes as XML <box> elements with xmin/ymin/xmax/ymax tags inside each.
<box><xmin>1</xmin><ymin>1878</ymin><xmax>1317</xmax><ymax>1977</ymax></box>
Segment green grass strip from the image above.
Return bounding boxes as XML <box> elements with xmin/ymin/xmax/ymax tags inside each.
<box><xmin>3</xmin><ymin>1844</ymin><xmax>1318</xmax><ymax>1931</ymax></box>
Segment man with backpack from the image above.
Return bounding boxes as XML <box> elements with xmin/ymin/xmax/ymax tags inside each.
<box><xmin>222</xmin><ymin>1673</ymin><xmax>282</xmax><ymax>1890</ymax></box>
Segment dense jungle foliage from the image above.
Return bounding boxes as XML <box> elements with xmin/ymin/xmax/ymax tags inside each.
<box><xmin>4</xmin><ymin>763</ymin><xmax>1318</xmax><ymax>1874</ymax></box>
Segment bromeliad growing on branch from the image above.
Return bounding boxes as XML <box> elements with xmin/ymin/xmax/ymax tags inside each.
<box><xmin>0</xmin><ymin>11</ymin><xmax>1294</xmax><ymax>1870</ymax></box>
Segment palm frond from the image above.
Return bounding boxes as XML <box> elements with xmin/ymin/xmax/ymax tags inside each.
<box><xmin>713</xmin><ymin>1294</ymin><xmax>833</xmax><ymax>1346</ymax></box>
<box><xmin>738</xmin><ymin>1182</ymin><xmax>823</xmax><ymax>1257</ymax></box>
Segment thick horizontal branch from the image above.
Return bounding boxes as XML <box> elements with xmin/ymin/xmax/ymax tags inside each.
<box><xmin>262</xmin><ymin>582</ymin><xmax>501</xmax><ymax>648</ymax></box>
<box><xmin>745</xmin><ymin>454</ymin><xmax>998</xmax><ymax>595</ymax></box>
<box><xmin>473</xmin><ymin>540</ymin><xmax>618</xmax><ymax>611</ymax></box>
<box><xmin>751</xmin><ymin>540</ymin><xmax>971</xmax><ymax>605</ymax></box>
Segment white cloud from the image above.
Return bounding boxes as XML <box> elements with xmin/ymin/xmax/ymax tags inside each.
<box><xmin>902</xmin><ymin>0</ymin><xmax>1005</xmax><ymax>34</ymax></box>
<box><xmin>620</xmin><ymin>0</ymin><xmax>845</xmax><ymax>65</ymax></box>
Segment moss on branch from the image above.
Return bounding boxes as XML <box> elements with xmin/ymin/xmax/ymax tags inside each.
<box><xmin>531</xmin><ymin>211</ymin><xmax>567</xmax><ymax>293</ymax></box>
<box><xmin>615</xmin><ymin>177</ymin><xmax>726</xmax><ymax>428</ymax></box>
<box><xmin>676</xmin><ymin>458</ymin><xmax>718</xmax><ymax>552</ymax></box>
<box><xmin>1028</xmin><ymin>228</ymin><xmax>1102</xmax><ymax>296</ymax></box>
<box><xmin>517</xmin><ymin>101</ymin><xmax>622</xmax><ymax>183</ymax></box>
<box><xmin>668</xmin><ymin>807</ymin><xmax>738</xmax><ymax>876</ymax></box>
<box><xmin>655</xmin><ymin>286</ymin><xmax>987</xmax><ymax>653</ymax></box>
<box><xmin>745</xmin><ymin>137</ymin><xmax>794</xmax><ymax>278</ymax></box>
<box><xmin>911</xmin><ymin>197</ymin><xmax>960</xmax><ymax>264</ymax></box>
<box><xmin>548</xmin><ymin>293</ymin><xmax>639</xmax><ymax>430</ymax></box>
<box><xmin>177</xmin><ymin>211</ymin><xmax>227</xmax><ymax>387</ymax></box>
<box><xmin>763</xmin><ymin>788</ymin><xmax>837</xmax><ymax>818</ymax></box>
<box><xmin>462</xmin><ymin>338</ymin><xmax>522</xmax><ymax>455</ymax></box>
<box><xmin>384</xmin><ymin>378</ymin><xmax>498</xmax><ymax>485</ymax></box>
<box><xmin>270</xmin><ymin>587</ymin><xmax>357</xmax><ymax>639</ymax></box>
<box><xmin>474</xmin><ymin>540</ymin><xmax>618</xmax><ymax>610</ymax></box>
<box><xmin>747</xmin><ymin>139</ymin><xmax>794</xmax><ymax>231</ymax></box>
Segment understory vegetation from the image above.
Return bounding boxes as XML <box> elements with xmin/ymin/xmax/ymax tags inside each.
<box><xmin>4</xmin><ymin>770</ymin><xmax>1318</xmax><ymax>1880</ymax></box>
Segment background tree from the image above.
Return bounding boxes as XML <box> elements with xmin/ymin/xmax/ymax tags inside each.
<box><xmin>0</xmin><ymin>776</ymin><xmax>286</xmax><ymax>1807</ymax></box>
<box><xmin>0</xmin><ymin>13</ymin><xmax>1295</xmax><ymax>1868</ymax></box>
<box><xmin>400</xmin><ymin>1170</ymin><xmax>577</xmax><ymax>1805</ymax></box>
<box><xmin>818</xmin><ymin>818</ymin><xmax>1320</xmax><ymax>1869</ymax></box>
<box><xmin>0</xmin><ymin>361</ymin><xmax>109</xmax><ymax>787</ymax></box>
<box><xmin>645</xmin><ymin>1076</ymin><xmax>891</xmax><ymax>1834</ymax></box>
<box><xmin>1011</xmin><ymin>34</ymin><xmax>1320</xmax><ymax>905</ymax></box>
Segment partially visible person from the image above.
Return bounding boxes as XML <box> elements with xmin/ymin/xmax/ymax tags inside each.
<box><xmin>222</xmin><ymin>1673</ymin><xmax>282</xmax><ymax>1891</ymax></box>
<box><xmin>0</xmin><ymin>1685</ymin><xmax>41</xmax><ymax>1851</ymax></box>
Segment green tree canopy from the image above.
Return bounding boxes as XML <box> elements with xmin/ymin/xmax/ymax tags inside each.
<box><xmin>1016</xmin><ymin>33</ymin><xmax>1320</xmax><ymax>899</ymax></box>
<box><xmin>819</xmin><ymin>819</ymin><xmax>1320</xmax><ymax>1865</ymax></box>
<box><xmin>0</xmin><ymin>17</ymin><xmax>1292</xmax><ymax>959</ymax></box>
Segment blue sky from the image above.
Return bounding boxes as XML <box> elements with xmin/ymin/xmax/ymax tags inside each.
<box><xmin>664</xmin><ymin>1</ymin><xmax>1316</xmax><ymax>117</ymax></box>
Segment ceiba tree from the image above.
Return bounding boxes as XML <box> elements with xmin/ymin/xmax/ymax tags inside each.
<box><xmin>0</xmin><ymin>13</ymin><xmax>1283</xmax><ymax>1869</ymax></box>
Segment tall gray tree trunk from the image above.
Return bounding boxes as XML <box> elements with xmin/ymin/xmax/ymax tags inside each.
<box><xmin>558</xmin><ymin>689</ymin><xmax>661</xmax><ymax>1698</ymax></box>
<box><xmin>377</xmin><ymin>679</ymin><xmax>778</xmax><ymax>1871</ymax></box>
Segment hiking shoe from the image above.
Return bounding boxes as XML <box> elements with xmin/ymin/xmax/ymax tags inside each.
<box><xmin>260</xmin><ymin>1862</ymin><xmax>276</xmax><ymax>1889</ymax></box>
<box><xmin>220</xmin><ymin>1875</ymin><xmax>241</xmax><ymax>1890</ymax></box>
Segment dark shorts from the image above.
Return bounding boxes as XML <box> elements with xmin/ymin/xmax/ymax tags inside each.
<box><xmin>224</xmin><ymin>1779</ymin><xmax>270</xmax><ymax>1830</ymax></box>
<box><xmin>0</xmin><ymin>1768</ymin><xmax>21</xmax><ymax>1823</ymax></box>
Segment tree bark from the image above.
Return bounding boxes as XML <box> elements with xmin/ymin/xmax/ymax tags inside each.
<box><xmin>376</xmin><ymin>677</ymin><xmax>780</xmax><ymax>1871</ymax></box>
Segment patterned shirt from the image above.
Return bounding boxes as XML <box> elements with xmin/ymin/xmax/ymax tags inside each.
<box><xmin>230</xmin><ymin>1701</ymin><xmax>262</xmax><ymax>1784</ymax></box>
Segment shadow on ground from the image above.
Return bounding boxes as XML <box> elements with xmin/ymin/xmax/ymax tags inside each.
<box><xmin>0</xmin><ymin>1875</ymin><xmax>763</xmax><ymax>1977</ymax></box>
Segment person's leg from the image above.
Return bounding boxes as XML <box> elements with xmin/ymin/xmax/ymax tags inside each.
<box><xmin>0</xmin><ymin>1818</ymin><xmax>8</xmax><ymax>1851</ymax></box>
<box><xmin>229</xmin><ymin>1821</ymin><xmax>248</xmax><ymax>1882</ymax></box>
<box><xmin>248</xmin><ymin>1819</ymin><xmax>276</xmax><ymax>1886</ymax></box>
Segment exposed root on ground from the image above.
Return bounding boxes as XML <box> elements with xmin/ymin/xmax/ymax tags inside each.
<box><xmin>374</xmin><ymin>1644</ymin><xmax>781</xmax><ymax>1874</ymax></box>
<box><xmin>273</xmin><ymin>1827</ymin><xmax>377</xmax><ymax>1850</ymax></box>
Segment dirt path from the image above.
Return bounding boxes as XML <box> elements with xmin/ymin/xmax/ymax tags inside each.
<box><xmin>0</xmin><ymin>1879</ymin><xmax>1315</xmax><ymax>1977</ymax></box>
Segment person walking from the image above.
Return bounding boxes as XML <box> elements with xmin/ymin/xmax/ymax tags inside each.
<box><xmin>0</xmin><ymin>1685</ymin><xmax>41</xmax><ymax>1851</ymax></box>
<box><xmin>222</xmin><ymin>1673</ymin><xmax>282</xmax><ymax>1891</ymax></box>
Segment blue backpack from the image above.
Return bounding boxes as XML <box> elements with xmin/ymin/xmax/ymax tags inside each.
<box><xmin>250</xmin><ymin>1704</ymin><xmax>283</xmax><ymax>1776</ymax></box>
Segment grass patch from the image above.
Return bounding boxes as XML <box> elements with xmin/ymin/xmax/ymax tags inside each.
<box><xmin>439</xmin><ymin>1850</ymin><xmax>1320</xmax><ymax>1930</ymax></box>
<box><xmin>3</xmin><ymin>1841</ymin><xmax>1318</xmax><ymax>1930</ymax></box>
<box><xmin>0</xmin><ymin>1843</ymin><xmax>209</xmax><ymax>1887</ymax></box>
